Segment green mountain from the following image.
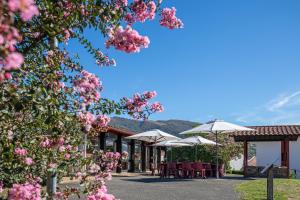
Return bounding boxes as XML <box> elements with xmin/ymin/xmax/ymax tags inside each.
<box><xmin>109</xmin><ymin>117</ymin><xmax>200</xmax><ymax>138</ymax></box>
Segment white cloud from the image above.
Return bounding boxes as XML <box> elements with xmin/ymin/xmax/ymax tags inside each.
<box><xmin>235</xmin><ymin>90</ymin><xmax>300</xmax><ymax>125</ymax></box>
<box><xmin>267</xmin><ymin>91</ymin><xmax>300</xmax><ymax>111</ymax></box>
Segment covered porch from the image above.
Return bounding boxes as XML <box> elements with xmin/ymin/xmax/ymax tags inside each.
<box><xmin>232</xmin><ymin>125</ymin><xmax>300</xmax><ymax>178</ymax></box>
<box><xmin>94</xmin><ymin>126</ymin><xmax>167</xmax><ymax>174</ymax></box>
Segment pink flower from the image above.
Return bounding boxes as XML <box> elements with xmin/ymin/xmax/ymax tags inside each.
<box><xmin>24</xmin><ymin>157</ymin><xmax>34</xmax><ymax>165</ymax></box>
<box><xmin>4</xmin><ymin>72</ymin><xmax>12</xmax><ymax>79</ymax></box>
<box><xmin>63</xmin><ymin>29</ymin><xmax>71</xmax><ymax>41</ymax></box>
<box><xmin>89</xmin><ymin>163</ymin><xmax>100</xmax><ymax>173</ymax></box>
<box><xmin>48</xmin><ymin>163</ymin><xmax>57</xmax><ymax>169</ymax></box>
<box><xmin>87</xmin><ymin>186</ymin><xmax>116</xmax><ymax>200</ymax></box>
<box><xmin>143</xmin><ymin>91</ymin><xmax>157</xmax><ymax>99</ymax></box>
<box><xmin>75</xmin><ymin>172</ymin><xmax>83</xmax><ymax>179</ymax></box>
<box><xmin>40</xmin><ymin>137</ymin><xmax>51</xmax><ymax>148</ymax></box>
<box><xmin>65</xmin><ymin>145</ymin><xmax>73</xmax><ymax>151</ymax></box>
<box><xmin>8</xmin><ymin>0</ymin><xmax>39</xmax><ymax>21</ymax></box>
<box><xmin>57</xmin><ymin>136</ymin><xmax>65</xmax><ymax>146</ymax></box>
<box><xmin>151</xmin><ymin>102</ymin><xmax>164</xmax><ymax>112</ymax></box>
<box><xmin>77</xmin><ymin>111</ymin><xmax>96</xmax><ymax>132</ymax></box>
<box><xmin>160</xmin><ymin>7</ymin><xmax>183</xmax><ymax>29</ymax></box>
<box><xmin>8</xmin><ymin>182</ymin><xmax>41</xmax><ymax>200</ymax></box>
<box><xmin>14</xmin><ymin>147</ymin><xmax>27</xmax><ymax>156</ymax></box>
<box><xmin>58</xmin><ymin>146</ymin><xmax>65</xmax><ymax>152</ymax></box>
<box><xmin>131</xmin><ymin>0</ymin><xmax>156</xmax><ymax>22</ymax></box>
<box><xmin>105</xmin><ymin>26</ymin><xmax>150</xmax><ymax>53</ymax></box>
<box><xmin>3</xmin><ymin>52</ymin><xmax>24</xmax><ymax>71</ymax></box>
<box><xmin>124</xmin><ymin>13</ymin><xmax>135</xmax><ymax>25</ymax></box>
<box><xmin>0</xmin><ymin>181</ymin><xmax>3</xmax><ymax>193</ymax></box>
<box><xmin>93</xmin><ymin>115</ymin><xmax>111</xmax><ymax>128</ymax></box>
<box><xmin>73</xmin><ymin>70</ymin><xmax>102</xmax><ymax>104</ymax></box>
<box><xmin>64</xmin><ymin>153</ymin><xmax>71</xmax><ymax>160</ymax></box>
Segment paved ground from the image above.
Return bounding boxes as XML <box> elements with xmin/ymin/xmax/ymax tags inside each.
<box><xmin>65</xmin><ymin>175</ymin><xmax>248</xmax><ymax>200</ymax></box>
<box><xmin>106</xmin><ymin>175</ymin><xmax>247</xmax><ymax>200</ymax></box>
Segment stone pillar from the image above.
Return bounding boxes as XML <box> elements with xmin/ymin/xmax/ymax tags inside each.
<box><xmin>98</xmin><ymin>133</ymin><xmax>106</xmax><ymax>150</ymax></box>
<box><xmin>141</xmin><ymin>141</ymin><xmax>146</xmax><ymax>172</ymax></box>
<box><xmin>116</xmin><ymin>135</ymin><xmax>122</xmax><ymax>173</ymax></box>
<box><xmin>128</xmin><ymin>139</ymin><xmax>135</xmax><ymax>172</ymax></box>
<box><xmin>243</xmin><ymin>141</ymin><xmax>248</xmax><ymax>177</ymax></box>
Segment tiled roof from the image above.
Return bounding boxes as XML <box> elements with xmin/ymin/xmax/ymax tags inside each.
<box><xmin>108</xmin><ymin>126</ymin><xmax>135</xmax><ymax>137</ymax></box>
<box><xmin>231</xmin><ymin>125</ymin><xmax>300</xmax><ymax>136</ymax></box>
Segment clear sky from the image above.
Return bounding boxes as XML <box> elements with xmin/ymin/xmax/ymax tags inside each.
<box><xmin>68</xmin><ymin>0</ymin><xmax>300</xmax><ymax>125</ymax></box>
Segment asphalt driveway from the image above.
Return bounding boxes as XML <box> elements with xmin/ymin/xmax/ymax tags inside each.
<box><xmin>106</xmin><ymin>175</ymin><xmax>246</xmax><ymax>200</ymax></box>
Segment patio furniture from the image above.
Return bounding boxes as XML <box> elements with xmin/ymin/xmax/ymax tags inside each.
<box><xmin>211</xmin><ymin>164</ymin><xmax>225</xmax><ymax>177</ymax></box>
<box><xmin>203</xmin><ymin>163</ymin><xmax>213</xmax><ymax>177</ymax></box>
<box><xmin>182</xmin><ymin>162</ymin><xmax>194</xmax><ymax>178</ymax></box>
<box><xmin>179</xmin><ymin>119</ymin><xmax>254</xmax><ymax>178</ymax></box>
<box><xmin>159</xmin><ymin>163</ymin><xmax>167</xmax><ymax>178</ymax></box>
<box><xmin>167</xmin><ymin>162</ymin><xmax>178</xmax><ymax>178</ymax></box>
<box><xmin>192</xmin><ymin>162</ymin><xmax>206</xmax><ymax>178</ymax></box>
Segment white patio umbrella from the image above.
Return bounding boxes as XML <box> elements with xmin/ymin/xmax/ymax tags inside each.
<box><xmin>175</xmin><ymin>136</ymin><xmax>219</xmax><ymax>161</ymax></box>
<box><xmin>177</xmin><ymin>136</ymin><xmax>219</xmax><ymax>145</ymax></box>
<box><xmin>126</xmin><ymin>130</ymin><xmax>179</xmax><ymax>167</ymax></box>
<box><xmin>152</xmin><ymin>140</ymin><xmax>192</xmax><ymax>162</ymax></box>
<box><xmin>179</xmin><ymin>119</ymin><xmax>254</xmax><ymax>178</ymax></box>
<box><xmin>125</xmin><ymin>129</ymin><xmax>179</xmax><ymax>143</ymax></box>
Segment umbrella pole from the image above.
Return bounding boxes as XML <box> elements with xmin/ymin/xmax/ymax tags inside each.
<box><xmin>195</xmin><ymin>145</ymin><xmax>197</xmax><ymax>162</ymax></box>
<box><xmin>171</xmin><ymin>147</ymin><xmax>173</xmax><ymax>162</ymax></box>
<box><xmin>216</xmin><ymin>131</ymin><xmax>219</xmax><ymax>179</ymax></box>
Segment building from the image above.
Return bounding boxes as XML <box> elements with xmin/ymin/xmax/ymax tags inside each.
<box><xmin>92</xmin><ymin>126</ymin><xmax>166</xmax><ymax>173</ymax></box>
<box><xmin>232</xmin><ymin>125</ymin><xmax>300</xmax><ymax>178</ymax></box>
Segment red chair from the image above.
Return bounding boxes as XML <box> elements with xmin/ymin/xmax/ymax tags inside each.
<box><xmin>167</xmin><ymin>162</ymin><xmax>178</xmax><ymax>178</ymax></box>
<box><xmin>182</xmin><ymin>162</ymin><xmax>194</xmax><ymax>178</ymax></box>
<box><xmin>192</xmin><ymin>162</ymin><xmax>206</xmax><ymax>178</ymax></box>
<box><xmin>203</xmin><ymin>163</ymin><xmax>213</xmax><ymax>177</ymax></box>
<box><xmin>159</xmin><ymin>163</ymin><xmax>167</xmax><ymax>178</ymax></box>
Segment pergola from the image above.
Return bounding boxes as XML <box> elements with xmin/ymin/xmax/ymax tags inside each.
<box><xmin>232</xmin><ymin>125</ymin><xmax>300</xmax><ymax>178</ymax></box>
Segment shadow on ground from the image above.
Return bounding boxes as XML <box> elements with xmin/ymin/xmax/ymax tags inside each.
<box><xmin>120</xmin><ymin>177</ymin><xmax>195</xmax><ymax>183</ymax></box>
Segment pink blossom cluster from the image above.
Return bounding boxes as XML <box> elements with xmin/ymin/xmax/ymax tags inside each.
<box><xmin>15</xmin><ymin>147</ymin><xmax>27</xmax><ymax>156</ymax></box>
<box><xmin>77</xmin><ymin>112</ymin><xmax>111</xmax><ymax>131</ymax></box>
<box><xmin>105</xmin><ymin>26</ymin><xmax>150</xmax><ymax>53</ymax></box>
<box><xmin>40</xmin><ymin>137</ymin><xmax>51</xmax><ymax>148</ymax></box>
<box><xmin>63</xmin><ymin>29</ymin><xmax>71</xmax><ymax>41</ymax></box>
<box><xmin>0</xmin><ymin>0</ymin><xmax>38</xmax><ymax>81</ymax></box>
<box><xmin>96</xmin><ymin>51</ymin><xmax>116</xmax><ymax>67</ymax></box>
<box><xmin>86</xmin><ymin>185</ymin><xmax>116</xmax><ymax>200</ymax></box>
<box><xmin>77</xmin><ymin>112</ymin><xmax>96</xmax><ymax>131</ymax></box>
<box><xmin>122</xmin><ymin>91</ymin><xmax>163</xmax><ymax>119</ymax></box>
<box><xmin>105</xmin><ymin>152</ymin><xmax>121</xmax><ymax>160</ymax></box>
<box><xmin>151</xmin><ymin>102</ymin><xmax>164</xmax><ymax>112</ymax></box>
<box><xmin>8</xmin><ymin>182</ymin><xmax>41</xmax><ymax>200</ymax></box>
<box><xmin>113</xmin><ymin>0</ymin><xmax>128</xmax><ymax>9</ymax></box>
<box><xmin>8</xmin><ymin>0</ymin><xmax>39</xmax><ymax>21</ymax></box>
<box><xmin>94</xmin><ymin>115</ymin><xmax>111</xmax><ymax>128</ymax></box>
<box><xmin>0</xmin><ymin>181</ymin><xmax>3</xmax><ymax>193</ymax></box>
<box><xmin>73</xmin><ymin>70</ymin><xmax>102</xmax><ymax>104</ymax></box>
<box><xmin>0</xmin><ymin>24</ymin><xmax>23</xmax><ymax>81</ymax></box>
<box><xmin>127</xmin><ymin>0</ymin><xmax>156</xmax><ymax>23</ymax></box>
<box><xmin>14</xmin><ymin>147</ymin><xmax>34</xmax><ymax>166</ymax></box>
<box><xmin>160</xmin><ymin>7</ymin><xmax>183</xmax><ymax>29</ymax></box>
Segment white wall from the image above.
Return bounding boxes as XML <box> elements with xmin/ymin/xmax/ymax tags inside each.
<box><xmin>230</xmin><ymin>154</ymin><xmax>243</xmax><ymax>170</ymax></box>
<box><xmin>254</xmin><ymin>142</ymin><xmax>281</xmax><ymax>166</ymax></box>
<box><xmin>290</xmin><ymin>138</ymin><xmax>300</xmax><ymax>178</ymax></box>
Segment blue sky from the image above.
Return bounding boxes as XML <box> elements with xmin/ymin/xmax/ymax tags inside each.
<box><xmin>69</xmin><ymin>0</ymin><xmax>300</xmax><ymax>125</ymax></box>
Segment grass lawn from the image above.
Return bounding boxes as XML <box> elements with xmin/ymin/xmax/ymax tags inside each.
<box><xmin>235</xmin><ymin>179</ymin><xmax>300</xmax><ymax>200</ymax></box>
